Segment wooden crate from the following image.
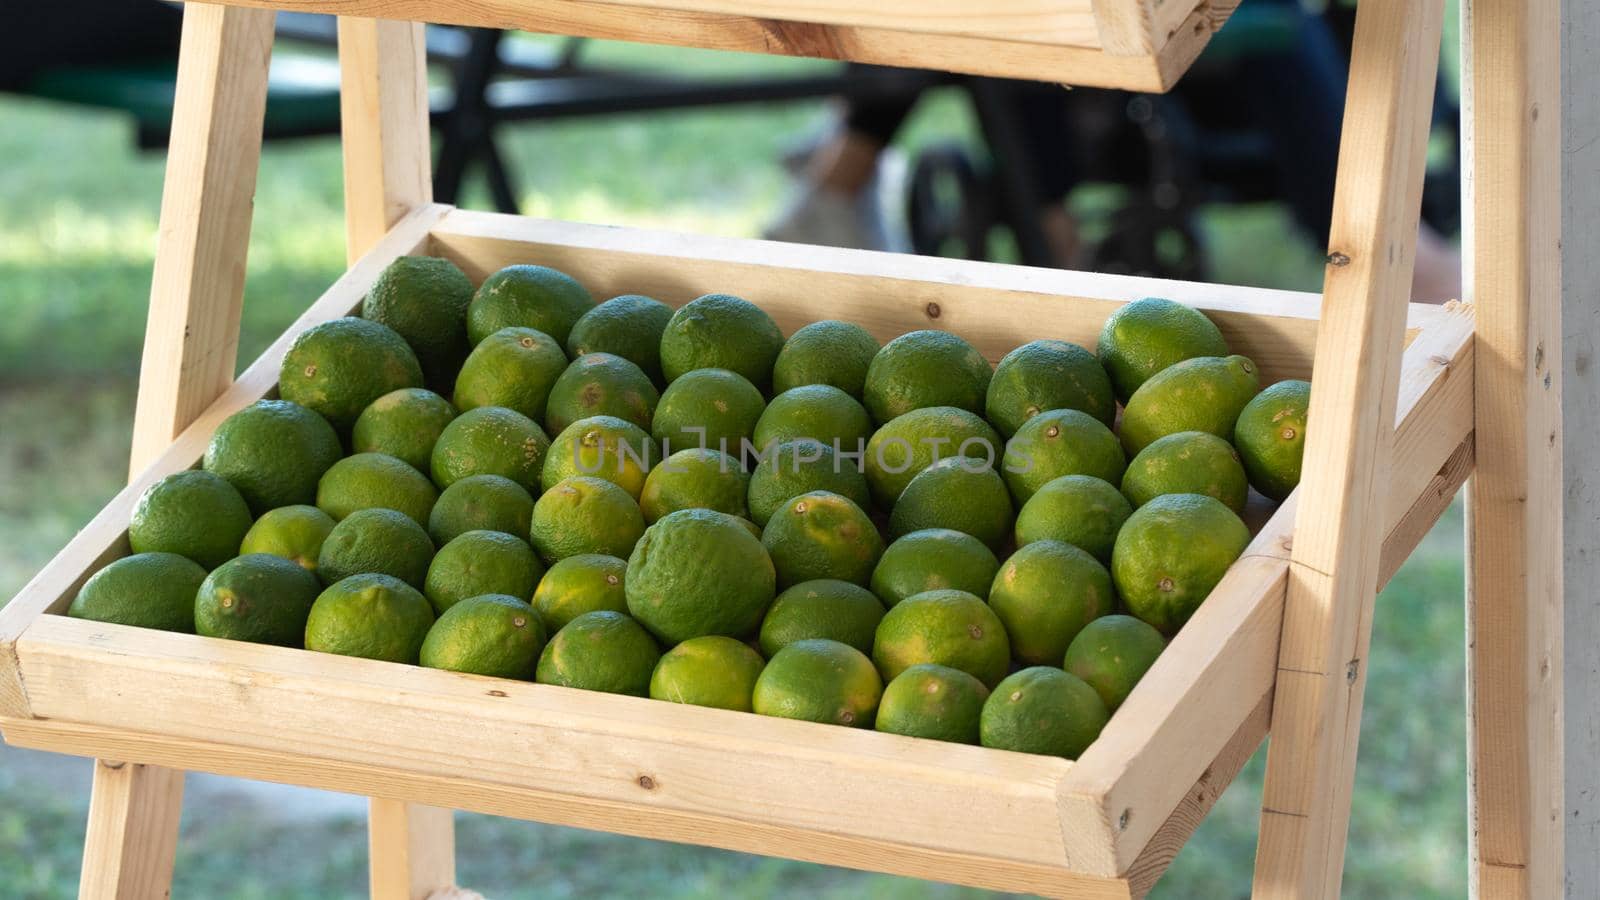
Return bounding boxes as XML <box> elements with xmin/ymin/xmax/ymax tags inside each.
<box><xmin>213</xmin><ymin>0</ymin><xmax>1242</xmax><ymax>90</ymax></box>
<box><xmin>0</xmin><ymin>205</ymin><xmax>1474</xmax><ymax>899</ymax></box>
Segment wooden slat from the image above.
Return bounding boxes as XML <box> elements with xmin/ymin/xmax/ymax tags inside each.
<box><xmin>0</xmin><ymin>204</ymin><xmax>448</xmax><ymax>721</ymax></box>
<box><xmin>369</xmin><ymin>800</ymin><xmax>457</xmax><ymax>900</ymax></box>
<box><xmin>430</xmin><ymin>209</ymin><xmax>1451</xmax><ymax>386</ymax></box>
<box><xmin>1462</xmin><ymin>0</ymin><xmax>1564</xmax><ymax>893</ymax></box>
<box><xmin>192</xmin><ymin>0</ymin><xmax>1231</xmax><ymax>91</ymax></box>
<box><xmin>1252</xmin><ymin>0</ymin><xmax>1446</xmax><ymax>894</ymax></box>
<box><xmin>127</xmin><ymin>2</ymin><xmax>276</xmax><ymax>476</ymax></box>
<box><xmin>338</xmin><ymin>17</ymin><xmax>432</xmax><ymax>265</ymax></box>
<box><xmin>78</xmin><ymin>761</ymin><xmax>186</xmax><ymax>900</ymax></box>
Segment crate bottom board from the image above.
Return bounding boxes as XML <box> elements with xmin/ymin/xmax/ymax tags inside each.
<box><xmin>0</xmin><ymin>693</ymin><xmax>1269</xmax><ymax>899</ymax></box>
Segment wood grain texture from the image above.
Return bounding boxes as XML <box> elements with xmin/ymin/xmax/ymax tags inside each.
<box><xmin>188</xmin><ymin>0</ymin><xmax>1236</xmax><ymax>90</ymax></box>
<box><xmin>1561</xmin><ymin>0</ymin><xmax>1600</xmax><ymax>889</ymax></box>
<box><xmin>127</xmin><ymin>2</ymin><xmax>276</xmax><ymax>476</ymax></box>
<box><xmin>1462</xmin><ymin>0</ymin><xmax>1564</xmax><ymax>894</ymax></box>
<box><xmin>369</xmin><ymin>800</ymin><xmax>456</xmax><ymax>900</ymax></box>
<box><xmin>79</xmin><ymin>761</ymin><xmax>185</xmax><ymax>900</ymax></box>
<box><xmin>339</xmin><ymin>17</ymin><xmax>432</xmax><ymax>264</ymax></box>
<box><xmin>1252</xmin><ymin>0</ymin><xmax>1446</xmax><ymax>894</ymax></box>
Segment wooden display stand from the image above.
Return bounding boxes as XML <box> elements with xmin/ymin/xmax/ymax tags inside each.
<box><xmin>0</xmin><ymin>0</ymin><xmax>1563</xmax><ymax>897</ymax></box>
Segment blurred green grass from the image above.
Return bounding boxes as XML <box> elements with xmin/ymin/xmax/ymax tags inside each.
<box><xmin>0</xmin><ymin>36</ymin><xmax>1463</xmax><ymax>899</ymax></box>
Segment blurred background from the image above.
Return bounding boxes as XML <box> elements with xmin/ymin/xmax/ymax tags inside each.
<box><xmin>0</xmin><ymin>3</ymin><xmax>1466</xmax><ymax>897</ymax></box>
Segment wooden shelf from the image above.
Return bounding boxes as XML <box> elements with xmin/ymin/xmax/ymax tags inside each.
<box><xmin>0</xmin><ymin>206</ymin><xmax>1474</xmax><ymax>897</ymax></box>
<box><xmin>217</xmin><ymin>0</ymin><xmax>1242</xmax><ymax>91</ymax></box>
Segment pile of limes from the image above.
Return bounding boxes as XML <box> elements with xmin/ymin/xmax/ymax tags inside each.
<box><xmin>72</xmin><ymin>257</ymin><xmax>1310</xmax><ymax>761</ymax></box>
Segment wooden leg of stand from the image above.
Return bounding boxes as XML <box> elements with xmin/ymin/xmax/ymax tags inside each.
<box><xmin>369</xmin><ymin>799</ymin><xmax>457</xmax><ymax>900</ymax></box>
<box><xmin>79</xmin><ymin>761</ymin><xmax>185</xmax><ymax>900</ymax></box>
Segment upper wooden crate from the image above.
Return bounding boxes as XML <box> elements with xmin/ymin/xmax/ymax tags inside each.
<box><xmin>221</xmin><ymin>0</ymin><xmax>1242</xmax><ymax>90</ymax></box>
<box><xmin>0</xmin><ymin>205</ymin><xmax>1475</xmax><ymax>898</ymax></box>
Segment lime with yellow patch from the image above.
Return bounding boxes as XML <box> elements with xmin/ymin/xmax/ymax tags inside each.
<box><xmin>531</xmin><ymin>553</ymin><xmax>628</xmax><ymax>632</ymax></box>
<box><xmin>639</xmin><ymin>448</ymin><xmax>749</xmax><ymax>523</ymax></box>
<box><xmin>872</xmin><ymin>588</ymin><xmax>1009</xmax><ymax>688</ymax></box>
<box><xmin>1118</xmin><ymin>354</ymin><xmax>1260</xmax><ymax>456</ymax></box>
<box><xmin>240</xmin><ymin>505</ymin><xmax>337</xmax><ymax>574</ymax></box>
<box><xmin>535</xmin><ymin>610</ymin><xmax>660</xmax><ymax>696</ymax></box>
<box><xmin>1233</xmin><ymin>379</ymin><xmax>1311</xmax><ymax>501</ymax></box>
<box><xmin>466</xmin><ymin>264</ymin><xmax>594</xmax><ymax>347</ymax></box>
<box><xmin>747</xmin><ymin>439</ymin><xmax>872</xmax><ymax>527</ymax></box>
<box><xmin>424</xmin><ymin>530</ymin><xmax>544</xmax><ymax>614</ymax></box>
<box><xmin>1063</xmin><ymin>615</ymin><xmax>1166</xmax><ymax>712</ymax></box>
<box><xmin>989</xmin><ymin>540</ymin><xmax>1113</xmax><ymax>666</ymax></box>
<box><xmin>195</xmin><ymin>553</ymin><xmax>323</xmax><ymax>646</ymax></box>
<box><xmin>761</xmin><ymin>491</ymin><xmax>883</xmax><ymax>588</ymax></box>
<box><xmin>1121</xmin><ymin>430</ymin><xmax>1249</xmax><ymax>514</ymax></box>
<box><xmin>863</xmin><ymin>329</ymin><xmax>992</xmax><ymax>423</ymax></box>
<box><xmin>1112</xmin><ymin>493</ymin><xmax>1250</xmax><ymax>634</ymax></box>
<box><xmin>279</xmin><ymin>317</ymin><xmax>424</xmax><ymax>433</ymax></box>
<box><xmin>304</xmin><ymin>573</ymin><xmax>435</xmax><ymax>664</ymax></box>
<box><xmin>351</xmin><ymin>389</ymin><xmax>457</xmax><ymax>474</ymax></box>
<box><xmin>651</xmin><ymin>368</ymin><xmax>766</xmax><ymax>457</ymax></box>
<box><xmin>540</xmin><ymin>415</ymin><xmax>657</xmax><ymax>499</ymax></box>
<box><xmin>545</xmin><ymin>352</ymin><xmax>659</xmax><ymax>435</ymax></box>
<box><xmin>771</xmin><ymin>320</ymin><xmax>880</xmax><ymax>398</ymax></box>
<box><xmin>452</xmin><ymin>326</ymin><xmax>569</xmax><ymax>424</ymax></box>
<box><xmin>649</xmin><ymin>635</ymin><xmax>766</xmax><ymax>711</ymax></box>
<box><xmin>758</xmin><ymin>579</ymin><xmax>885</xmax><ymax>657</ymax></box>
<box><xmin>985</xmin><ymin>339</ymin><xmax>1115</xmax><ymax>435</ymax></box>
<box><xmin>420</xmin><ymin>594</ymin><xmax>547</xmax><ymax>680</ymax></box>
<box><xmin>752</xmin><ymin>639</ymin><xmax>882</xmax><ymax>728</ymax></box>
<box><xmin>870</xmin><ymin>528</ymin><xmax>999</xmax><ymax>608</ymax></box>
<box><xmin>68</xmin><ymin>552</ymin><xmax>207</xmax><ymax>633</ymax></box>
<box><xmin>317</xmin><ymin>452</ymin><xmax>438</xmax><ymax>527</ymax></box>
<box><xmin>1096</xmin><ymin>297</ymin><xmax>1230</xmax><ymax>402</ymax></box>
<box><xmin>530</xmin><ymin>476</ymin><xmax>646</xmax><ymax>564</ymax></box>
<box><xmin>875</xmin><ymin>664</ymin><xmax>990</xmax><ymax>744</ymax></box>
<box><xmin>980</xmin><ymin>667</ymin><xmax>1109</xmax><ymax>759</ymax></box>
<box><xmin>430</xmin><ymin>406</ymin><xmax>551</xmax><ymax>494</ymax></box>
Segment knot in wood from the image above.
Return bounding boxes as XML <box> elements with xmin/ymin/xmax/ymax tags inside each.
<box><xmin>1326</xmin><ymin>251</ymin><xmax>1351</xmax><ymax>267</ymax></box>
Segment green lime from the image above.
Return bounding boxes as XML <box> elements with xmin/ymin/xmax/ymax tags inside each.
<box><xmin>204</xmin><ymin>399</ymin><xmax>343</xmax><ymax>513</ymax></box>
<box><xmin>1013</xmin><ymin>475</ymin><xmax>1132</xmax><ymax>564</ymax></box>
<box><xmin>361</xmin><ymin>255</ymin><xmax>474</xmax><ymax>388</ymax></box>
<box><xmin>870</xmin><ymin>528</ymin><xmax>999</xmax><ymax>608</ymax></box>
<box><xmin>351</xmin><ymin>389</ymin><xmax>457</xmax><ymax>474</ymax></box>
<box><xmin>304</xmin><ymin>573</ymin><xmax>435</xmax><ymax>663</ymax></box>
<box><xmin>1119</xmin><ymin>355</ymin><xmax>1261</xmax><ymax>455</ymax></box>
<box><xmin>420</xmin><ymin>594</ymin><xmax>547</xmax><ymax>680</ymax></box>
<box><xmin>985</xmin><ymin>339</ymin><xmax>1116</xmax><ymax>435</ymax></box>
<box><xmin>239</xmin><ymin>505</ymin><xmax>337</xmax><ymax>573</ymax></box>
<box><xmin>772</xmin><ymin>320</ymin><xmax>880</xmax><ymax>398</ymax></box>
<box><xmin>863</xmin><ymin>330</ymin><xmax>992</xmax><ymax>423</ymax></box>
<box><xmin>651</xmin><ymin>368</ymin><xmax>766</xmax><ymax>457</ymax></box>
<box><xmin>427</xmin><ymin>474</ymin><xmax>534</xmax><ymax>545</ymax></box>
<box><xmin>875</xmin><ymin>664</ymin><xmax>990</xmax><ymax>744</ymax></box>
<box><xmin>531</xmin><ymin>553</ymin><xmax>628</xmax><ymax>632</ymax></box>
<box><xmin>1121</xmin><ymin>431</ymin><xmax>1249</xmax><ymax>513</ymax></box>
<box><xmin>530</xmin><ymin>476</ymin><xmax>646</xmax><ymax>563</ymax></box>
<box><xmin>888</xmin><ymin>457</ymin><xmax>1012</xmax><ymax>552</ymax></box>
<box><xmin>68</xmin><ymin>552</ymin><xmax>206</xmax><ymax>632</ymax></box>
<box><xmin>625</xmin><ymin>508</ymin><xmax>776</xmax><ymax>644</ymax></box>
<box><xmin>747</xmin><ymin>439</ymin><xmax>871</xmax><ymax>527</ymax></box>
<box><xmin>545</xmin><ymin>352</ymin><xmax>659</xmax><ymax>435</ymax></box>
<box><xmin>752</xmin><ymin>639</ymin><xmax>882</xmax><ymax>728</ymax></box>
<box><xmin>317</xmin><ymin>452</ymin><xmax>438</xmax><ymax>527</ymax></box>
<box><xmin>541</xmin><ymin>415</ymin><xmax>658</xmax><ymax>499</ymax></box>
<box><xmin>989</xmin><ymin>541</ymin><xmax>1113</xmax><ymax>666</ymax></box>
<box><xmin>1233</xmin><ymin>379</ymin><xmax>1311</xmax><ymax>501</ymax></box>
<box><xmin>1097</xmin><ymin>297</ymin><xmax>1230</xmax><ymax>402</ymax></box>
<box><xmin>980</xmin><ymin>667</ymin><xmax>1108</xmax><ymax>759</ymax></box>
<box><xmin>535</xmin><ymin>610</ymin><xmax>660</xmax><ymax>695</ymax></box>
<box><xmin>195</xmin><ymin>553</ymin><xmax>322</xmax><ymax>646</ymax></box>
<box><xmin>659</xmin><ymin>293</ymin><xmax>784</xmax><ymax>390</ymax></box>
<box><xmin>316</xmin><ymin>508</ymin><xmax>435</xmax><ymax>589</ymax></box>
<box><xmin>863</xmin><ymin>407</ymin><xmax>1001</xmax><ymax>508</ymax></box>
<box><xmin>129</xmin><ymin>469</ymin><xmax>253</xmax><ymax>570</ymax></box>
<box><xmin>1000</xmin><ymin>408</ymin><xmax>1125</xmax><ymax>505</ymax></box>
<box><xmin>424</xmin><ymin>530</ymin><xmax>544</xmax><ymax>614</ymax></box>
<box><xmin>640</xmin><ymin>448</ymin><xmax>749</xmax><ymax>523</ymax></box>
<box><xmin>1063</xmin><ymin>615</ymin><xmax>1166</xmax><ymax>712</ymax></box>
<box><xmin>752</xmin><ymin>385</ymin><xmax>874</xmax><ymax>455</ymax></box>
<box><xmin>1112</xmin><ymin>493</ymin><xmax>1250</xmax><ymax>634</ymax></box>
<box><xmin>279</xmin><ymin>317</ymin><xmax>424</xmax><ymax>433</ymax></box>
<box><xmin>872</xmin><ymin>588</ymin><xmax>1009</xmax><ymax>688</ymax></box>
<box><xmin>431</xmin><ymin>406</ymin><xmax>551</xmax><ymax>493</ymax></box>
<box><xmin>452</xmin><ymin>327</ymin><xmax>569</xmax><ymax>424</ymax></box>
<box><xmin>650</xmin><ymin>635</ymin><xmax>767</xmax><ymax>711</ymax></box>
<box><xmin>761</xmin><ymin>490</ymin><xmax>883</xmax><ymax>588</ymax></box>
<box><xmin>758</xmin><ymin>579</ymin><xmax>884</xmax><ymax>657</ymax></box>
<box><xmin>466</xmin><ymin>264</ymin><xmax>594</xmax><ymax>347</ymax></box>
<box><xmin>566</xmin><ymin>294</ymin><xmax>675</xmax><ymax>385</ymax></box>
